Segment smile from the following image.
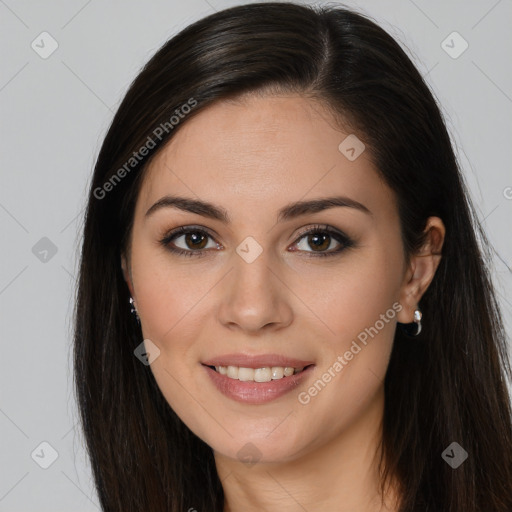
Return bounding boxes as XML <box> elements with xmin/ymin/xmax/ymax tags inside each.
<box><xmin>210</xmin><ymin>365</ymin><xmax>307</xmax><ymax>382</ymax></box>
<box><xmin>202</xmin><ymin>363</ymin><xmax>315</xmax><ymax>404</ymax></box>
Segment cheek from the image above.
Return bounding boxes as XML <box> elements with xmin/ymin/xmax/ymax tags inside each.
<box><xmin>130</xmin><ymin>250</ymin><xmax>213</xmax><ymax>438</ymax></box>
<box><xmin>304</xmin><ymin>242</ymin><xmax>402</xmax><ymax>397</ymax></box>
<box><xmin>131</xmin><ymin>242</ymin><xmax>203</xmax><ymax>343</ymax></box>
<box><xmin>296</xmin><ymin>243</ymin><xmax>402</xmax><ymax>352</ymax></box>
<box><xmin>128</xmin><ymin>264</ymin><xmax>208</xmax><ymax>433</ymax></box>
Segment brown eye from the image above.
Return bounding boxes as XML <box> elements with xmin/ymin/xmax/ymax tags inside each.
<box><xmin>295</xmin><ymin>232</ymin><xmax>340</xmax><ymax>253</ymax></box>
<box><xmin>182</xmin><ymin>231</ymin><xmax>208</xmax><ymax>250</ymax></box>
<box><xmin>305</xmin><ymin>232</ymin><xmax>333</xmax><ymax>252</ymax></box>
<box><xmin>160</xmin><ymin>226</ymin><xmax>220</xmax><ymax>257</ymax></box>
<box><xmin>291</xmin><ymin>225</ymin><xmax>354</xmax><ymax>257</ymax></box>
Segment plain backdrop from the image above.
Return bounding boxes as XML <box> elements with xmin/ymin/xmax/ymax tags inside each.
<box><xmin>1</xmin><ymin>0</ymin><xmax>511</xmax><ymax>510</ymax></box>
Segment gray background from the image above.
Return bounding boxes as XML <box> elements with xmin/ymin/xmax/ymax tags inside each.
<box><xmin>1</xmin><ymin>0</ymin><xmax>511</xmax><ymax>510</ymax></box>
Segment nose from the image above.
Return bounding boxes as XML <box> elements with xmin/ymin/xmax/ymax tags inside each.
<box><xmin>217</xmin><ymin>248</ymin><xmax>293</xmax><ymax>334</ymax></box>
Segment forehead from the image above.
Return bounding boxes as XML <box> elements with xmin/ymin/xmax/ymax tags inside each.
<box><xmin>136</xmin><ymin>94</ymin><xmax>395</xmax><ymax>223</ymax></box>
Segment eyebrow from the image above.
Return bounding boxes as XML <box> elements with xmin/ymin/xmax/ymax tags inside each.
<box><xmin>145</xmin><ymin>194</ymin><xmax>372</xmax><ymax>223</ymax></box>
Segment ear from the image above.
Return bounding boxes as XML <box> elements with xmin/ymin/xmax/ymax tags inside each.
<box><xmin>396</xmin><ymin>216</ymin><xmax>445</xmax><ymax>324</ymax></box>
<box><xmin>121</xmin><ymin>253</ymin><xmax>135</xmax><ymax>298</ymax></box>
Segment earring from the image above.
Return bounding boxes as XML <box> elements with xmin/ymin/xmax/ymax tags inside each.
<box><xmin>397</xmin><ymin>308</ymin><xmax>422</xmax><ymax>337</ymax></box>
<box><xmin>129</xmin><ymin>297</ymin><xmax>140</xmax><ymax>323</ymax></box>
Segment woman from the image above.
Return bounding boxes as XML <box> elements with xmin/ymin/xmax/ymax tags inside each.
<box><xmin>73</xmin><ymin>2</ymin><xmax>512</xmax><ymax>511</ymax></box>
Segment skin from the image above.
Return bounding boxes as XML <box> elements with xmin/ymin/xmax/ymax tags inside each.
<box><xmin>121</xmin><ymin>93</ymin><xmax>445</xmax><ymax>512</ymax></box>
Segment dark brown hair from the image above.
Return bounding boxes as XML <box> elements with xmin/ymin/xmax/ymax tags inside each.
<box><xmin>73</xmin><ymin>3</ymin><xmax>512</xmax><ymax>511</ymax></box>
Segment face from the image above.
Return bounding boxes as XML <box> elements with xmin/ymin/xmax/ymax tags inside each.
<box><xmin>122</xmin><ymin>93</ymin><xmax>415</xmax><ymax>464</ymax></box>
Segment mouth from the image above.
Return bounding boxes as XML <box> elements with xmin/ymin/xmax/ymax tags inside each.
<box><xmin>205</xmin><ymin>364</ymin><xmax>313</xmax><ymax>382</ymax></box>
<box><xmin>201</xmin><ymin>358</ymin><xmax>316</xmax><ymax>404</ymax></box>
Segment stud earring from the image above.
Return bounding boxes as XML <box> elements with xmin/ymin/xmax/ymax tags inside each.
<box><xmin>397</xmin><ymin>308</ymin><xmax>422</xmax><ymax>337</ymax></box>
<box><xmin>129</xmin><ymin>297</ymin><xmax>140</xmax><ymax>323</ymax></box>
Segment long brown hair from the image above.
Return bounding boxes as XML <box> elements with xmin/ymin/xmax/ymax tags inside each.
<box><xmin>73</xmin><ymin>3</ymin><xmax>512</xmax><ymax>510</ymax></box>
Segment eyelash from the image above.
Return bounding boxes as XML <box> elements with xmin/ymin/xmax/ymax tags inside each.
<box><xmin>158</xmin><ymin>224</ymin><xmax>354</xmax><ymax>259</ymax></box>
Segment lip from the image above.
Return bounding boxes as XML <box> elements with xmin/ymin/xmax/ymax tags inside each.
<box><xmin>202</xmin><ymin>360</ymin><xmax>315</xmax><ymax>405</ymax></box>
<box><xmin>202</xmin><ymin>353</ymin><xmax>315</xmax><ymax>369</ymax></box>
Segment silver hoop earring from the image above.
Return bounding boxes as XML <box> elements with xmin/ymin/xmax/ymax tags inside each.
<box><xmin>129</xmin><ymin>297</ymin><xmax>140</xmax><ymax>323</ymax></box>
<box><xmin>397</xmin><ymin>308</ymin><xmax>422</xmax><ymax>337</ymax></box>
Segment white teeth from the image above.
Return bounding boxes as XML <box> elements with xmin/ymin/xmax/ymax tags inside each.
<box><xmin>238</xmin><ymin>367</ymin><xmax>254</xmax><ymax>381</ymax></box>
<box><xmin>215</xmin><ymin>365</ymin><xmax>306</xmax><ymax>382</ymax></box>
<box><xmin>271</xmin><ymin>367</ymin><xmax>284</xmax><ymax>379</ymax></box>
<box><xmin>226</xmin><ymin>366</ymin><xmax>238</xmax><ymax>379</ymax></box>
<box><xmin>283</xmin><ymin>367</ymin><xmax>294</xmax><ymax>377</ymax></box>
<box><xmin>254</xmin><ymin>367</ymin><xmax>272</xmax><ymax>382</ymax></box>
